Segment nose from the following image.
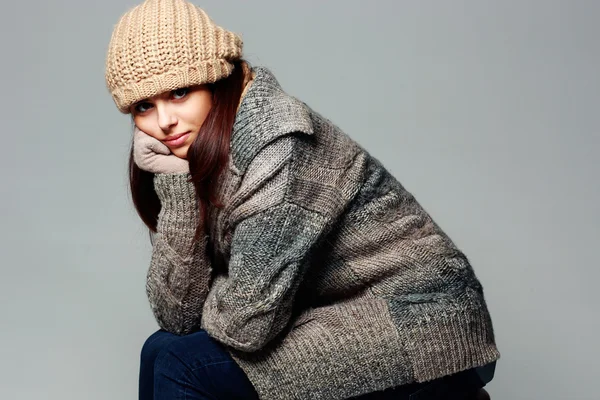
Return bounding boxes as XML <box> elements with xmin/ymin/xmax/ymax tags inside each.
<box><xmin>156</xmin><ymin>102</ymin><xmax>177</xmax><ymax>133</ymax></box>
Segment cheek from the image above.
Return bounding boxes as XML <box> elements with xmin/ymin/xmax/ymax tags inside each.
<box><xmin>197</xmin><ymin>108</ymin><xmax>211</xmax><ymax>128</ymax></box>
<box><xmin>134</xmin><ymin>120</ymin><xmax>161</xmax><ymax>140</ymax></box>
<box><xmin>190</xmin><ymin>94</ymin><xmax>213</xmax><ymax>127</ymax></box>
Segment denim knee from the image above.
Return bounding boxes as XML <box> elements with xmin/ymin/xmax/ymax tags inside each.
<box><xmin>152</xmin><ymin>329</ymin><xmax>224</xmax><ymax>372</ymax></box>
<box><xmin>140</xmin><ymin>329</ymin><xmax>179</xmax><ymax>368</ymax></box>
<box><xmin>147</xmin><ymin>330</ymin><xmax>259</xmax><ymax>399</ymax></box>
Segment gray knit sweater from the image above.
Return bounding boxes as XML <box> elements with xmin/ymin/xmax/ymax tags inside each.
<box><xmin>146</xmin><ymin>66</ymin><xmax>501</xmax><ymax>399</ymax></box>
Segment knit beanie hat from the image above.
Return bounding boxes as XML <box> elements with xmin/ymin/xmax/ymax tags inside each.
<box><xmin>105</xmin><ymin>0</ymin><xmax>243</xmax><ymax>113</ymax></box>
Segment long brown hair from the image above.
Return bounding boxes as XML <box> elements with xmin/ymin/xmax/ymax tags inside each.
<box><xmin>128</xmin><ymin>59</ymin><xmax>250</xmax><ymax>242</ymax></box>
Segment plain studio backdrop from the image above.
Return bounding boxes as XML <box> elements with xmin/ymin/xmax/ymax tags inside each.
<box><xmin>1</xmin><ymin>0</ymin><xmax>597</xmax><ymax>399</ymax></box>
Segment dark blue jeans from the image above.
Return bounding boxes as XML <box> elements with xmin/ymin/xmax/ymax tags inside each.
<box><xmin>139</xmin><ymin>329</ymin><xmax>494</xmax><ymax>400</ymax></box>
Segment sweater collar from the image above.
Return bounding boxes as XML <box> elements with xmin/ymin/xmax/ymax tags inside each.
<box><xmin>231</xmin><ymin>66</ymin><xmax>314</xmax><ymax>173</ymax></box>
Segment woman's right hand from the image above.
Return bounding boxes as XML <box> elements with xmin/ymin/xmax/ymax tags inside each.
<box><xmin>133</xmin><ymin>127</ymin><xmax>189</xmax><ymax>174</ymax></box>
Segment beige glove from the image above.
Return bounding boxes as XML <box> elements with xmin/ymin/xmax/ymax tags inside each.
<box><xmin>132</xmin><ymin>127</ymin><xmax>189</xmax><ymax>174</ymax></box>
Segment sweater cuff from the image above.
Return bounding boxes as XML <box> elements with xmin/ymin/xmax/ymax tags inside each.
<box><xmin>153</xmin><ymin>173</ymin><xmax>199</xmax><ymax>236</ymax></box>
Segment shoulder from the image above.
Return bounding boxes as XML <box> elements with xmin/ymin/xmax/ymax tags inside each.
<box><xmin>230</xmin><ymin>66</ymin><xmax>315</xmax><ymax>173</ymax></box>
<box><xmin>232</xmin><ymin>66</ymin><xmax>365</xmax><ymax>173</ymax></box>
<box><xmin>230</xmin><ymin>67</ymin><xmax>371</xmax><ymax>218</ymax></box>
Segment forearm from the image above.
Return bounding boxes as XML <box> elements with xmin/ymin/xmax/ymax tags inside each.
<box><xmin>146</xmin><ymin>173</ymin><xmax>212</xmax><ymax>335</ymax></box>
<box><xmin>154</xmin><ymin>173</ymin><xmax>199</xmax><ymax>257</ymax></box>
<box><xmin>201</xmin><ymin>202</ymin><xmax>329</xmax><ymax>351</ymax></box>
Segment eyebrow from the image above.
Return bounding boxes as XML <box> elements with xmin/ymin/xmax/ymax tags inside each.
<box><xmin>133</xmin><ymin>89</ymin><xmax>178</xmax><ymax>109</ymax></box>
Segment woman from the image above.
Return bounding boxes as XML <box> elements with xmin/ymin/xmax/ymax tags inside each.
<box><xmin>104</xmin><ymin>0</ymin><xmax>500</xmax><ymax>399</ymax></box>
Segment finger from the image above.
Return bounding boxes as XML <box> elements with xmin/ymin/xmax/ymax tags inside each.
<box><xmin>148</xmin><ymin>139</ymin><xmax>171</xmax><ymax>156</ymax></box>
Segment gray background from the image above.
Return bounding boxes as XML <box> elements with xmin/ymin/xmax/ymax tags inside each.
<box><xmin>1</xmin><ymin>0</ymin><xmax>598</xmax><ymax>399</ymax></box>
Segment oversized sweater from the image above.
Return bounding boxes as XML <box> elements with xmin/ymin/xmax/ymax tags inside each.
<box><xmin>145</xmin><ymin>66</ymin><xmax>501</xmax><ymax>400</ymax></box>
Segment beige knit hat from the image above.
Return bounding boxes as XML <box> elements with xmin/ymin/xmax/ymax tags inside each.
<box><xmin>105</xmin><ymin>0</ymin><xmax>243</xmax><ymax>113</ymax></box>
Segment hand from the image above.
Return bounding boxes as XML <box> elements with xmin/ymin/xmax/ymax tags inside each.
<box><xmin>133</xmin><ymin>127</ymin><xmax>189</xmax><ymax>174</ymax></box>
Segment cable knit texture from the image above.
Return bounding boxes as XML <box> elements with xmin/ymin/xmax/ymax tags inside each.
<box><xmin>146</xmin><ymin>173</ymin><xmax>210</xmax><ymax>334</ymax></box>
<box><xmin>146</xmin><ymin>66</ymin><xmax>501</xmax><ymax>399</ymax></box>
<box><xmin>105</xmin><ymin>0</ymin><xmax>243</xmax><ymax>113</ymax></box>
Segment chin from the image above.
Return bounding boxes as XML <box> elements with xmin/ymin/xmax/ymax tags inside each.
<box><xmin>171</xmin><ymin>147</ymin><xmax>188</xmax><ymax>160</ymax></box>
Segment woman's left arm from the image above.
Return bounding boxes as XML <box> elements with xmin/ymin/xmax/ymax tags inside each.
<box><xmin>146</xmin><ymin>173</ymin><xmax>212</xmax><ymax>335</ymax></box>
<box><xmin>202</xmin><ymin>201</ymin><xmax>330</xmax><ymax>352</ymax></box>
<box><xmin>200</xmin><ymin>134</ymin><xmax>358</xmax><ymax>352</ymax></box>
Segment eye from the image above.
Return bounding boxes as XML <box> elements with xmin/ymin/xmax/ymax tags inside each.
<box><xmin>133</xmin><ymin>101</ymin><xmax>152</xmax><ymax>114</ymax></box>
<box><xmin>172</xmin><ymin>88</ymin><xmax>189</xmax><ymax>100</ymax></box>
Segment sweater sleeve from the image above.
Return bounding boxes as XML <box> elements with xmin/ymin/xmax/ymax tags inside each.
<box><xmin>201</xmin><ymin>201</ymin><xmax>330</xmax><ymax>351</ymax></box>
<box><xmin>200</xmin><ymin>134</ymin><xmax>362</xmax><ymax>352</ymax></box>
<box><xmin>145</xmin><ymin>173</ymin><xmax>212</xmax><ymax>335</ymax></box>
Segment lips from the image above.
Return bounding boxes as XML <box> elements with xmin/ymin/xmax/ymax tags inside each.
<box><xmin>163</xmin><ymin>132</ymin><xmax>190</xmax><ymax>147</ymax></box>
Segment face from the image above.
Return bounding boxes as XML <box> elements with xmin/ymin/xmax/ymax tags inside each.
<box><xmin>130</xmin><ymin>85</ymin><xmax>213</xmax><ymax>159</ymax></box>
